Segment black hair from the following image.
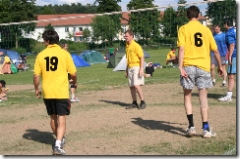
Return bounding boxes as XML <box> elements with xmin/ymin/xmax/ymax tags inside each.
<box><xmin>42</xmin><ymin>30</ymin><xmax>59</xmax><ymax>44</ymax></box>
<box><xmin>60</xmin><ymin>43</ymin><xmax>68</xmax><ymax>49</ymax></box>
<box><xmin>187</xmin><ymin>5</ymin><xmax>200</xmax><ymax>19</ymax></box>
<box><xmin>223</xmin><ymin>18</ymin><xmax>234</xmax><ymax>27</ymax></box>
<box><xmin>0</xmin><ymin>80</ymin><xmax>6</xmax><ymax>87</ymax></box>
<box><xmin>171</xmin><ymin>47</ymin><xmax>176</xmax><ymax>51</ymax></box>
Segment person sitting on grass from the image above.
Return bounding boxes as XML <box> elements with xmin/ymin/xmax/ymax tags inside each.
<box><xmin>0</xmin><ymin>80</ymin><xmax>8</xmax><ymax>101</ymax></box>
<box><xmin>145</xmin><ymin>62</ymin><xmax>155</xmax><ymax>78</ymax></box>
<box><xmin>166</xmin><ymin>47</ymin><xmax>178</xmax><ymax>65</ymax></box>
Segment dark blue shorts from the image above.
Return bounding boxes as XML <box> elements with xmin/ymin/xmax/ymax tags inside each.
<box><xmin>43</xmin><ymin>99</ymin><xmax>71</xmax><ymax>115</ymax></box>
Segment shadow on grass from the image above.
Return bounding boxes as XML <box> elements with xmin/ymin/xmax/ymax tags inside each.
<box><xmin>99</xmin><ymin>100</ymin><xmax>129</xmax><ymax>107</ymax></box>
<box><xmin>22</xmin><ymin>129</ymin><xmax>55</xmax><ymax>145</ymax></box>
<box><xmin>131</xmin><ymin>117</ymin><xmax>195</xmax><ymax>137</ymax></box>
<box><xmin>192</xmin><ymin>93</ymin><xmax>236</xmax><ymax>99</ymax></box>
<box><xmin>178</xmin><ymin>92</ymin><xmax>236</xmax><ymax>99</ymax></box>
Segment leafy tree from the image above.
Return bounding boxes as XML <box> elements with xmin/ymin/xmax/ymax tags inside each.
<box><xmin>91</xmin><ymin>15</ymin><xmax>118</xmax><ymax>46</ymax></box>
<box><xmin>160</xmin><ymin>7</ymin><xmax>177</xmax><ymax>38</ymax></box>
<box><xmin>0</xmin><ymin>0</ymin><xmax>36</xmax><ymax>49</ymax></box>
<box><xmin>127</xmin><ymin>0</ymin><xmax>161</xmax><ymax>44</ymax></box>
<box><xmin>44</xmin><ymin>24</ymin><xmax>55</xmax><ymax>31</ymax></box>
<box><xmin>206</xmin><ymin>0</ymin><xmax>236</xmax><ymax>27</ymax></box>
<box><xmin>176</xmin><ymin>0</ymin><xmax>188</xmax><ymax>32</ymax></box>
<box><xmin>35</xmin><ymin>3</ymin><xmax>98</xmax><ymax>14</ymax></box>
<box><xmin>82</xmin><ymin>28</ymin><xmax>91</xmax><ymax>40</ymax></box>
<box><xmin>94</xmin><ymin>0</ymin><xmax>122</xmax><ymax>44</ymax></box>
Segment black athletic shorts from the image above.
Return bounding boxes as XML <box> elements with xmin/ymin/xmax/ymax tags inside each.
<box><xmin>70</xmin><ymin>83</ymin><xmax>77</xmax><ymax>88</ymax></box>
<box><xmin>43</xmin><ymin>99</ymin><xmax>71</xmax><ymax>115</ymax></box>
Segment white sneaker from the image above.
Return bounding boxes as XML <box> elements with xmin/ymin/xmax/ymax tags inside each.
<box><xmin>218</xmin><ymin>96</ymin><xmax>232</xmax><ymax>102</ymax></box>
<box><xmin>186</xmin><ymin>127</ymin><xmax>196</xmax><ymax>137</ymax></box>
<box><xmin>70</xmin><ymin>97</ymin><xmax>79</xmax><ymax>102</ymax></box>
<box><xmin>203</xmin><ymin>129</ymin><xmax>217</xmax><ymax>138</ymax></box>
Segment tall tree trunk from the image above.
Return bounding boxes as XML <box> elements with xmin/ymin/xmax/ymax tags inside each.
<box><xmin>15</xmin><ymin>32</ymin><xmax>18</xmax><ymax>48</ymax></box>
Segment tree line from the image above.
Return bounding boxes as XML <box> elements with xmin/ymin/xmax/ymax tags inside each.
<box><xmin>0</xmin><ymin>0</ymin><xmax>237</xmax><ymax>52</ymax></box>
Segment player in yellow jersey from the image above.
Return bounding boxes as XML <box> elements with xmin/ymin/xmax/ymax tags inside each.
<box><xmin>177</xmin><ymin>6</ymin><xmax>223</xmax><ymax>138</ymax></box>
<box><xmin>33</xmin><ymin>30</ymin><xmax>77</xmax><ymax>155</ymax></box>
<box><xmin>124</xmin><ymin>30</ymin><xmax>146</xmax><ymax>109</ymax></box>
<box><xmin>166</xmin><ymin>47</ymin><xmax>177</xmax><ymax>65</ymax></box>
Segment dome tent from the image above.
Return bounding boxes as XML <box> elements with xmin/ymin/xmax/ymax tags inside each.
<box><xmin>71</xmin><ymin>54</ymin><xmax>90</xmax><ymax>67</ymax></box>
<box><xmin>79</xmin><ymin>50</ymin><xmax>106</xmax><ymax>64</ymax></box>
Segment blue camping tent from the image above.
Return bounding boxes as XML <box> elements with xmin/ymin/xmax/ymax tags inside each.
<box><xmin>144</xmin><ymin>51</ymin><xmax>150</xmax><ymax>58</ymax></box>
<box><xmin>71</xmin><ymin>54</ymin><xmax>90</xmax><ymax>67</ymax></box>
<box><xmin>0</xmin><ymin>49</ymin><xmax>8</xmax><ymax>56</ymax></box>
<box><xmin>6</xmin><ymin>50</ymin><xmax>21</xmax><ymax>62</ymax></box>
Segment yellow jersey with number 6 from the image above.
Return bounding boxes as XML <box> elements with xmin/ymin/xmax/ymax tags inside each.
<box><xmin>34</xmin><ymin>44</ymin><xmax>77</xmax><ymax>99</ymax></box>
<box><xmin>177</xmin><ymin>20</ymin><xmax>217</xmax><ymax>72</ymax></box>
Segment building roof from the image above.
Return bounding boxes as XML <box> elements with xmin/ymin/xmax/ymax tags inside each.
<box><xmin>36</xmin><ymin>12</ymin><xmax>206</xmax><ymax>27</ymax></box>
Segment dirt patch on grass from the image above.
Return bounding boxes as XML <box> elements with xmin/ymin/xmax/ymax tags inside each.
<box><xmin>7</xmin><ymin>84</ymin><xmax>34</xmax><ymax>92</ymax></box>
<box><xmin>0</xmin><ymin>83</ymin><xmax>236</xmax><ymax>155</ymax></box>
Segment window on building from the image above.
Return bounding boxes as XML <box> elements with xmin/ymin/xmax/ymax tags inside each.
<box><xmin>79</xmin><ymin>36</ymin><xmax>83</xmax><ymax>41</ymax></box>
<box><xmin>65</xmin><ymin>27</ymin><xmax>69</xmax><ymax>32</ymax></box>
<box><xmin>79</xmin><ymin>27</ymin><xmax>83</xmax><ymax>31</ymax></box>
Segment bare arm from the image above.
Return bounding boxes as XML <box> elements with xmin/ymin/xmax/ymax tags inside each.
<box><xmin>139</xmin><ymin>56</ymin><xmax>144</xmax><ymax>76</ymax></box>
<box><xmin>178</xmin><ymin>46</ymin><xmax>188</xmax><ymax>78</ymax></box>
<box><xmin>69</xmin><ymin>73</ymin><xmax>77</xmax><ymax>87</ymax></box>
<box><xmin>228</xmin><ymin>43</ymin><xmax>235</xmax><ymax>65</ymax></box>
<box><xmin>33</xmin><ymin>74</ymin><xmax>41</xmax><ymax>98</ymax></box>
<box><xmin>125</xmin><ymin>65</ymin><xmax>128</xmax><ymax>78</ymax></box>
<box><xmin>213</xmin><ymin>50</ymin><xmax>223</xmax><ymax>76</ymax></box>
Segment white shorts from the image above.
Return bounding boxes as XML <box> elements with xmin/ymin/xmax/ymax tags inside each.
<box><xmin>128</xmin><ymin>66</ymin><xmax>144</xmax><ymax>87</ymax></box>
<box><xmin>211</xmin><ymin>56</ymin><xmax>228</xmax><ymax>66</ymax></box>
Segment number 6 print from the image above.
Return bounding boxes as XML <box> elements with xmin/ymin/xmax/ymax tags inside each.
<box><xmin>194</xmin><ymin>33</ymin><xmax>203</xmax><ymax>47</ymax></box>
<box><xmin>44</xmin><ymin>56</ymin><xmax>58</xmax><ymax>71</ymax></box>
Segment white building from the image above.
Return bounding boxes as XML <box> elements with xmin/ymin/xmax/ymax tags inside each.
<box><xmin>23</xmin><ymin>12</ymin><xmax>207</xmax><ymax>42</ymax></box>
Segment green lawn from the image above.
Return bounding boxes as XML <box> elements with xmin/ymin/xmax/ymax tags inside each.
<box><xmin>0</xmin><ymin>48</ymin><xmax>236</xmax><ymax>155</ymax></box>
<box><xmin>1</xmin><ymin>48</ymin><xmax>180</xmax><ymax>88</ymax></box>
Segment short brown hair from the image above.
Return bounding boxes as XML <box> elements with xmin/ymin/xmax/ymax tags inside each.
<box><xmin>187</xmin><ymin>5</ymin><xmax>200</xmax><ymax>19</ymax></box>
<box><xmin>125</xmin><ymin>30</ymin><xmax>134</xmax><ymax>36</ymax></box>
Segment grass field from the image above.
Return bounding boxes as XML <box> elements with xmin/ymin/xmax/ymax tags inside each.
<box><xmin>0</xmin><ymin>48</ymin><xmax>236</xmax><ymax>155</ymax></box>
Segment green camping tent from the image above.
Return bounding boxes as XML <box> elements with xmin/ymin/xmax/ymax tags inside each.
<box><xmin>80</xmin><ymin>50</ymin><xmax>106</xmax><ymax>64</ymax></box>
<box><xmin>107</xmin><ymin>50</ymin><xmax>125</xmax><ymax>68</ymax></box>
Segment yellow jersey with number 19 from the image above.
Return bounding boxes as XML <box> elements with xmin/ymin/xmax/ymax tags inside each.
<box><xmin>177</xmin><ymin>20</ymin><xmax>217</xmax><ymax>72</ymax></box>
<box><xmin>34</xmin><ymin>44</ymin><xmax>77</xmax><ymax>99</ymax></box>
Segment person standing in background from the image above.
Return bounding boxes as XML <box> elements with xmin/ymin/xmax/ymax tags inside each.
<box><xmin>124</xmin><ymin>30</ymin><xmax>146</xmax><ymax>110</ymax></box>
<box><xmin>210</xmin><ymin>25</ymin><xmax>228</xmax><ymax>86</ymax></box>
<box><xmin>218</xmin><ymin>19</ymin><xmax>236</xmax><ymax>102</ymax></box>
<box><xmin>60</xmin><ymin>43</ymin><xmax>79</xmax><ymax>102</ymax></box>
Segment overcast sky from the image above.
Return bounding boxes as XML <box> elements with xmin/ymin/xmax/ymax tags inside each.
<box><xmin>36</xmin><ymin>0</ymin><xmax>209</xmax><ymax>14</ymax></box>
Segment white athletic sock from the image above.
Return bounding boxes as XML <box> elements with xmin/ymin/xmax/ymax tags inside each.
<box><xmin>213</xmin><ymin>79</ymin><xmax>216</xmax><ymax>82</ymax></box>
<box><xmin>223</xmin><ymin>81</ymin><xmax>226</xmax><ymax>84</ymax></box>
<box><xmin>62</xmin><ymin>137</ymin><xmax>65</xmax><ymax>143</ymax></box>
<box><xmin>55</xmin><ymin>140</ymin><xmax>61</xmax><ymax>147</ymax></box>
<box><xmin>71</xmin><ymin>94</ymin><xmax>75</xmax><ymax>99</ymax></box>
<box><xmin>226</xmin><ymin>92</ymin><xmax>232</xmax><ymax>98</ymax></box>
